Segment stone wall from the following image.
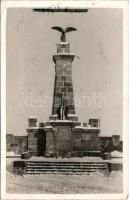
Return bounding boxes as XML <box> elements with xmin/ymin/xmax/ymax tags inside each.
<box><xmin>72</xmin><ymin>127</ymin><xmax>100</xmax><ymax>152</ymax></box>
<box><xmin>14</xmin><ymin>136</ymin><xmax>27</xmax><ymax>154</ymax></box>
<box><xmin>6</xmin><ymin>134</ymin><xmax>15</xmax><ymax>151</ymax></box>
<box><xmin>100</xmin><ymin>136</ymin><xmax>122</xmax><ymax>152</ymax></box>
<box><xmin>6</xmin><ymin>134</ymin><xmax>27</xmax><ymax>154</ymax></box>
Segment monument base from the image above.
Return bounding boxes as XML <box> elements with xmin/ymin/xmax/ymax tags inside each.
<box><xmin>45</xmin><ymin>120</ymin><xmax>76</xmax><ymax>156</ymax></box>
<box><xmin>44</xmin><ymin>119</ymin><xmax>100</xmax><ymax>157</ymax></box>
<box><xmin>26</xmin><ymin>117</ymin><xmax>101</xmax><ymax>157</ymax></box>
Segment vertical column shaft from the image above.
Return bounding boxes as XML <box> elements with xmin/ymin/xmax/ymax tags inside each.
<box><xmin>52</xmin><ymin>42</ymin><xmax>75</xmax><ymax>116</ymax></box>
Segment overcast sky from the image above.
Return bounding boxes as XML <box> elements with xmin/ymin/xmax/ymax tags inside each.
<box><xmin>6</xmin><ymin>8</ymin><xmax>123</xmax><ymax>138</ymax></box>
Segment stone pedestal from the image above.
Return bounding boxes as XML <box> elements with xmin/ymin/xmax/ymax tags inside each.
<box><xmin>45</xmin><ymin>121</ymin><xmax>76</xmax><ymax>156</ymax></box>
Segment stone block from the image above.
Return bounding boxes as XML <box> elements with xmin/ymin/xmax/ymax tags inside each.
<box><xmin>6</xmin><ymin>134</ymin><xmax>15</xmax><ymax>152</ymax></box>
<box><xmin>68</xmin><ymin>109</ymin><xmax>75</xmax><ymax>115</ymax></box>
<box><xmin>67</xmin><ymin>87</ymin><xmax>73</xmax><ymax>92</ymax></box>
<box><xmin>66</xmin><ymin>65</ymin><xmax>72</xmax><ymax>70</ymax></box>
<box><xmin>102</xmin><ymin>153</ymin><xmax>111</xmax><ymax>160</ymax></box>
<box><xmin>73</xmin><ymin>138</ymin><xmax>81</xmax><ymax>146</ymax></box>
<box><xmin>67</xmin><ymin>98</ymin><xmax>74</xmax><ymax>105</ymax></box>
<box><xmin>55</xmin><ymin>65</ymin><xmax>61</xmax><ymax>71</ymax></box>
<box><xmin>82</xmin><ymin>128</ymin><xmax>100</xmax><ymax>134</ymax></box>
<box><xmin>61</xmin><ymin>87</ymin><xmax>67</xmax><ymax>92</ymax></box>
<box><xmin>81</xmin><ymin>132</ymin><xmax>98</xmax><ymax>140</ymax></box>
<box><xmin>83</xmin><ymin>122</ymin><xmax>88</xmax><ymax>127</ymax></box>
<box><xmin>27</xmin><ymin>131</ymin><xmax>37</xmax><ymax>138</ymax></box>
<box><xmin>67</xmin><ymin>115</ymin><xmax>78</xmax><ymax>121</ymax></box>
<box><xmin>46</xmin><ymin>122</ymin><xmax>51</xmax><ymax>126</ymax></box>
<box><xmin>66</xmin><ymin>76</ymin><xmax>72</xmax><ymax>81</ymax></box>
<box><xmin>49</xmin><ymin>115</ymin><xmax>58</xmax><ymax>121</ymax></box>
<box><xmin>67</xmin><ymin>92</ymin><xmax>74</xmax><ymax>98</ymax></box>
<box><xmin>47</xmin><ymin>122</ymin><xmax>74</xmax><ymax>153</ymax></box>
<box><xmin>46</xmin><ymin>131</ymin><xmax>54</xmax><ymax>153</ymax></box>
<box><xmin>55</xmin><ymin>87</ymin><xmax>61</xmax><ymax>93</ymax></box>
<box><xmin>68</xmin><ymin>104</ymin><xmax>75</xmax><ymax>110</ymax></box>
<box><xmin>89</xmin><ymin>118</ymin><xmax>99</xmax><ymax>127</ymax></box>
<box><xmin>66</xmin><ymin>70</ymin><xmax>72</xmax><ymax>75</ymax></box>
<box><xmin>83</xmin><ymin>151</ymin><xmax>101</xmax><ymax>157</ymax></box>
<box><xmin>73</xmin><ymin>146</ymin><xmax>82</xmax><ymax>151</ymax></box>
<box><xmin>56</xmin><ymin>70</ymin><xmax>63</xmax><ymax>76</ymax></box>
<box><xmin>56</xmin><ymin>76</ymin><xmax>61</xmax><ymax>81</ymax></box>
<box><xmin>57</xmin><ymin>43</ymin><xmax>70</xmax><ymax>54</ymax></box>
<box><xmin>29</xmin><ymin>151</ymin><xmax>38</xmax><ymax>156</ymax></box>
<box><xmin>61</xmin><ymin>76</ymin><xmax>66</xmax><ymax>81</ymax></box>
<box><xmin>71</xmin><ymin>151</ymin><xmax>83</xmax><ymax>157</ymax></box>
<box><xmin>64</xmin><ymin>81</ymin><xmax>72</xmax><ymax>87</ymax></box>
<box><xmin>56</xmin><ymin>82</ymin><xmax>64</xmax><ymax>87</ymax></box>
<box><xmin>108</xmin><ymin>162</ymin><xmax>123</xmax><ymax>172</ymax></box>
<box><xmin>63</xmin><ymin>69</ymin><xmax>67</xmax><ymax>75</ymax></box>
<box><xmin>81</xmin><ymin>145</ymin><xmax>98</xmax><ymax>151</ymax></box>
<box><xmin>100</xmin><ymin>137</ymin><xmax>112</xmax><ymax>147</ymax></box>
<box><xmin>28</xmin><ymin>117</ymin><xmax>37</xmax><ymax>127</ymax></box>
<box><xmin>11</xmin><ymin>136</ymin><xmax>28</xmax><ymax>154</ymax></box>
<box><xmin>21</xmin><ymin>152</ymin><xmax>31</xmax><ymax>159</ymax></box>
<box><xmin>112</xmin><ymin>135</ymin><xmax>120</xmax><ymax>147</ymax></box>
<box><xmin>75</xmin><ymin>122</ymin><xmax>81</xmax><ymax>126</ymax></box>
<box><xmin>28</xmin><ymin>138</ymin><xmax>37</xmax><ymax>145</ymax></box>
<box><xmin>39</xmin><ymin>122</ymin><xmax>46</xmax><ymax>127</ymax></box>
<box><xmin>28</xmin><ymin>145</ymin><xmax>37</xmax><ymax>151</ymax></box>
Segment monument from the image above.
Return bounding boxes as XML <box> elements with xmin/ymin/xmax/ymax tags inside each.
<box><xmin>26</xmin><ymin>26</ymin><xmax>101</xmax><ymax>157</ymax></box>
<box><xmin>12</xmin><ymin>25</ymin><xmax>122</xmax><ymax>176</ymax></box>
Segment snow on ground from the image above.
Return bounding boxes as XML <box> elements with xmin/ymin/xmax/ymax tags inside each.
<box><xmin>27</xmin><ymin>156</ymin><xmax>106</xmax><ymax>162</ymax></box>
<box><xmin>111</xmin><ymin>151</ymin><xmax>123</xmax><ymax>158</ymax></box>
<box><xmin>6</xmin><ymin>158</ymin><xmax>123</xmax><ymax>194</ymax></box>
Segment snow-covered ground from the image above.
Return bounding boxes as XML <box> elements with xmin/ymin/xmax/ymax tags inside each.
<box><xmin>6</xmin><ymin>158</ymin><xmax>123</xmax><ymax>194</ymax></box>
<box><xmin>22</xmin><ymin>156</ymin><xmax>107</xmax><ymax>162</ymax></box>
<box><xmin>111</xmin><ymin>151</ymin><xmax>123</xmax><ymax>158</ymax></box>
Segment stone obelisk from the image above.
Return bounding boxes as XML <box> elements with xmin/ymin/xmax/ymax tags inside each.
<box><xmin>26</xmin><ymin>26</ymin><xmax>101</xmax><ymax>157</ymax></box>
<box><xmin>50</xmin><ymin>26</ymin><xmax>78</xmax><ymax>121</ymax></box>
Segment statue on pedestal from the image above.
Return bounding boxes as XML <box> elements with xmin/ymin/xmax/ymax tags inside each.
<box><xmin>51</xmin><ymin>26</ymin><xmax>77</xmax><ymax>42</ymax></box>
<box><xmin>57</xmin><ymin>98</ymin><xmax>69</xmax><ymax>120</ymax></box>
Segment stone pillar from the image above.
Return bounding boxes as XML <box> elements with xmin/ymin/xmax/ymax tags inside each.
<box><xmin>89</xmin><ymin>119</ymin><xmax>100</xmax><ymax>127</ymax></box>
<box><xmin>51</xmin><ymin>42</ymin><xmax>76</xmax><ymax>118</ymax></box>
<box><xmin>27</xmin><ymin>117</ymin><xmax>38</xmax><ymax>156</ymax></box>
<box><xmin>44</xmin><ymin>126</ymin><xmax>54</xmax><ymax>156</ymax></box>
<box><xmin>112</xmin><ymin>135</ymin><xmax>120</xmax><ymax>147</ymax></box>
<box><xmin>27</xmin><ymin>118</ymin><xmax>46</xmax><ymax>156</ymax></box>
<box><xmin>28</xmin><ymin>116</ymin><xmax>37</xmax><ymax>127</ymax></box>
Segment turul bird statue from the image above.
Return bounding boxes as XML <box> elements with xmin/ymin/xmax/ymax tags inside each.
<box><xmin>51</xmin><ymin>26</ymin><xmax>77</xmax><ymax>42</ymax></box>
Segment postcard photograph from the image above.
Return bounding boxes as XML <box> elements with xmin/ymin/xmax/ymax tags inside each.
<box><xmin>1</xmin><ymin>1</ymin><xmax>128</xmax><ymax>200</ymax></box>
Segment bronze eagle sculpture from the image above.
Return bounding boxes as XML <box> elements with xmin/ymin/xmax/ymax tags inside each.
<box><xmin>51</xmin><ymin>26</ymin><xmax>77</xmax><ymax>42</ymax></box>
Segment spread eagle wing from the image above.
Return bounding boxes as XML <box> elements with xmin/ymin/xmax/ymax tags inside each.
<box><xmin>51</xmin><ymin>26</ymin><xmax>64</xmax><ymax>33</ymax></box>
<box><xmin>65</xmin><ymin>27</ymin><xmax>77</xmax><ymax>33</ymax></box>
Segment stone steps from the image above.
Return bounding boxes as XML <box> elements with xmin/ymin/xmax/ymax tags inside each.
<box><xmin>26</xmin><ymin>171</ymin><xmax>95</xmax><ymax>175</ymax></box>
<box><xmin>25</xmin><ymin>161</ymin><xmax>108</xmax><ymax>174</ymax></box>
<box><xmin>27</xmin><ymin>162</ymin><xmax>106</xmax><ymax>165</ymax></box>
<box><xmin>27</xmin><ymin>166</ymin><xmax>107</xmax><ymax>169</ymax></box>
